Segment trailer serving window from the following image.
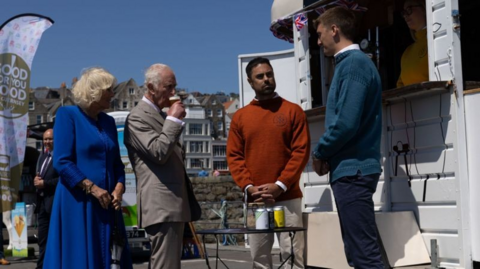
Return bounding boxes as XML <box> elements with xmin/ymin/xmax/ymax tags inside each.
<box><xmin>306</xmin><ymin>0</ymin><xmax>422</xmax><ymax>98</ymax></box>
<box><xmin>270</xmin><ymin>0</ymin><xmax>480</xmax><ymax>108</ymax></box>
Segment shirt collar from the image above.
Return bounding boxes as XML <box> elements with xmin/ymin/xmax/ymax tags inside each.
<box><xmin>334</xmin><ymin>44</ymin><xmax>360</xmax><ymax>57</ymax></box>
<box><xmin>142</xmin><ymin>96</ymin><xmax>161</xmax><ymax>113</ymax></box>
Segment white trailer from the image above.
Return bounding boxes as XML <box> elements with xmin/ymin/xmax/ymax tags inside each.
<box><xmin>239</xmin><ymin>0</ymin><xmax>480</xmax><ymax>268</ymax></box>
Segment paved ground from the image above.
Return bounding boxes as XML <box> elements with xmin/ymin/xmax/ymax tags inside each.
<box><xmin>3</xmin><ymin>244</ymin><xmax>430</xmax><ymax>269</ymax></box>
<box><xmin>2</xmin><ymin>229</ymin><xmax>431</xmax><ymax>268</ymax></box>
<box><xmin>3</xmin><ymin>244</ymin><xmax>283</xmax><ymax>269</ymax></box>
<box><xmin>2</xmin><ymin>228</ymin><xmax>283</xmax><ymax>269</ymax></box>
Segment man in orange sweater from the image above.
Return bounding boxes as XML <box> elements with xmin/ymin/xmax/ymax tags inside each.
<box><xmin>227</xmin><ymin>57</ymin><xmax>310</xmax><ymax>269</ymax></box>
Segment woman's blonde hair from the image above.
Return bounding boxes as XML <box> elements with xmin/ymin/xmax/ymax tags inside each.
<box><xmin>72</xmin><ymin>67</ymin><xmax>116</xmax><ymax>109</ymax></box>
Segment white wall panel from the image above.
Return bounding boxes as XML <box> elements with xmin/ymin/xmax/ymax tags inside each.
<box><xmin>304</xmin><ymin>185</ymin><xmax>334</xmax><ymax>210</ymax></box>
<box><xmin>391</xmin><ymin>205</ymin><xmax>457</xmax><ymax>231</ymax></box>
<box><xmin>422</xmin><ymin>233</ymin><xmax>459</xmax><ymax>261</ymax></box>
<box><xmin>388</xmin><ymin>150</ymin><xmax>455</xmax><ymax>177</ymax></box>
<box><xmin>304</xmin><ymin>169</ymin><xmax>329</xmax><ymax>185</ymax></box>
<box><xmin>465</xmin><ymin>92</ymin><xmax>480</xmax><ymax>260</ymax></box>
<box><xmin>373</xmin><ymin>181</ymin><xmax>387</xmax><ymax>206</ymax></box>
<box><xmin>391</xmin><ymin>178</ymin><xmax>457</xmax><ymax>203</ymax></box>
<box><xmin>417</xmin><ymin>206</ymin><xmax>458</xmax><ymax>231</ymax></box>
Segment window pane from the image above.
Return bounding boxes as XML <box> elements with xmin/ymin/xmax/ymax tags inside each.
<box><xmin>189</xmin><ymin>123</ymin><xmax>203</xmax><ymax>135</ymax></box>
<box><xmin>213</xmin><ymin>145</ymin><xmax>226</xmax><ymax>157</ymax></box>
<box><xmin>189</xmin><ymin>141</ymin><xmax>203</xmax><ymax>153</ymax></box>
<box><xmin>191</xmin><ymin>158</ymin><xmax>203</xmax><ymax>168</ymax></box>
<box><xmin>213</xmin><ymin>161</ymin><xmax>228</xmax><ymax>170</ymax></box>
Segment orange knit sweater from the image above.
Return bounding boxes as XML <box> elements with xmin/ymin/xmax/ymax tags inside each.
<box><xmin>227</xmin><ymin>97</ymin><xmax>310</xmax><ymax>202</ymax></box>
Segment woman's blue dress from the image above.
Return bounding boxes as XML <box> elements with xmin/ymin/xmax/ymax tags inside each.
<box><xmin>44</xmin><ymin>106</ymin><xmax>132</xmax><ymax>269</ymax></box>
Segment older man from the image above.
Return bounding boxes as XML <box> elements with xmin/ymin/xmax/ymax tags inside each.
<box><xmin>124</xmin><ymin>64</ymin><xmax>190</xmax><ymax>269</ymax></box>
<box><xmin>34</xmin><ymin>128</ymin><xmax>58</xmax><ymax>269</ymax></box>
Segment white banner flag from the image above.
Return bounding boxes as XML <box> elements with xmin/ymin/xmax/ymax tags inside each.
<box><xmin>0</xmin><ymin>14</ymin><xmax>54</xmax><ymax>211</ymax></box>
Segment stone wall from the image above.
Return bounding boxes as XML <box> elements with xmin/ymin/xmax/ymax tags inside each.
<box><xmin>190</xmin><ymin>176</ymin><xmax>245</xmax><ymax>243</ymax></box>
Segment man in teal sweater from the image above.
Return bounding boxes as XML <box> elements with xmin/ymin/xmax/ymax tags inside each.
<box><xmin>312</xmin><ymin>7</ymin><xmax>384</xmax><ymax>269</ymax></box>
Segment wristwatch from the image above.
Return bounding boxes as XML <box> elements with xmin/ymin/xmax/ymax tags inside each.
<box><xmin>311</xmin><ymin>151</ymin><xmax>322</xmax><ymax>160</ymax></box>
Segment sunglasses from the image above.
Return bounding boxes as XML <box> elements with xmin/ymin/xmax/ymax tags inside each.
<box><xmin>400</xmin><ymin>5</ymin><xmax>423</xmax><ymax>17</ymax></box>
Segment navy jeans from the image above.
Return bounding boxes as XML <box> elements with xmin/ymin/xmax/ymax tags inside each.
<box><xmin>331</xmin><ymin>172</ymin><xmax>384</xmax><ymax>269</ymax></box>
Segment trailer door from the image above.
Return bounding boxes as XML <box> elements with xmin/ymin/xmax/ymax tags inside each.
<box><xmin>293</xmin><ymin>18</ymin><xmax>313</xmax><ymax>110</ymax></box>
<box><xmin>426</xmin><ymin>0</ymin><xmax>471</xmax><ymax>268</ymax></box>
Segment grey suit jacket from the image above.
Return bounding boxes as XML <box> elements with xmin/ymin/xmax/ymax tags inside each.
<box><xmin>124</xmin><ymin>100</ymin><xmax>191</xmax><ymax>228</ymax></box>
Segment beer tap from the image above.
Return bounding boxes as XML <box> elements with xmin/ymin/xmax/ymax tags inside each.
<box><xmin>359</xmin><ymin>27</ymin><xmax>380</xmax><ymax>70</ymax></box>
<box><xmin>360</xmin><ymin>29</ymin><xmax>373</xmax><ymax>58</ymax></box>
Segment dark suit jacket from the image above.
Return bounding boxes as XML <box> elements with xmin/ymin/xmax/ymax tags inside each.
<box><xmin>35</xmin><ymin>152</ymin><xmax>59</xmax><ymax>214</ymax></box>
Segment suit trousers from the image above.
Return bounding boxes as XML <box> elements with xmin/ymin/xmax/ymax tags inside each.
<box><xmin>331</xmin><ymin>172</ymin><xmax>384</xmax><ymax>269</ymax></box>
<box><xmin>36</xmin><ymin>202</ymin><xmax>50</xmax><ymax>269</ymax></box>
<box><xmin>248</xmin><ymin>198</ymin><xmax>304</xmax><ymax>269</ymax></box>
<box><xmin>145</xmin><ymin>222</ymin><xmax>185</xmax><ymax>269</ymax></box>
<box><xmin>0</xmin><ymin>213</ymin><xmax>4</xmax><ymax>259</ymax></box>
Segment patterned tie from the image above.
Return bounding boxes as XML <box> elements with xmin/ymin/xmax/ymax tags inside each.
<box><xmin>39</xmin><ymin>153</ymin><xmax>51</xmax><ymax>178</ymax></box>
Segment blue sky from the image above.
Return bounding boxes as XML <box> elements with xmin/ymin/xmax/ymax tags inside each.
<box><xmin>1</xmin><ymin>0</ymin><xmax>292</xmax><ymax>94</ymax></box>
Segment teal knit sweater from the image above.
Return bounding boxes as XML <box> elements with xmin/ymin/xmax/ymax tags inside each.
<box><xmin>313</xmin><ymin>49</ymin><xmax>382</xmax><ymax>182</ymax></box>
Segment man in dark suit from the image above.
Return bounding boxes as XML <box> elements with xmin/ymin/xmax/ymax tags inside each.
<box><xmin>34</xmin><ymin>128</ymin><xmax>59</xmax><ymax>269</ymax></box>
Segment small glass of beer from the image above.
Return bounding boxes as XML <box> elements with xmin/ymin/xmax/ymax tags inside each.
<box><xmin>169</xmin><ymin>95</ymin><xmax>181</xmax><ymax>106</ymax></box>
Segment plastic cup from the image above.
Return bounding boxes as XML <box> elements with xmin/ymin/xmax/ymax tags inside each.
<box><xmin>169</xmin><ymin>96</ymin><xmax>181</xmax><ymax>106</ymax></box>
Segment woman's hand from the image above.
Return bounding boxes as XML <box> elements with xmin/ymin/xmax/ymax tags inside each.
<box><xmin>91</xmin><ymin>185</ymin><xmax>112</xmax><ymax>209</ymax></box>
<box><xmin>111</xmin><ymin>183</ymin><xmax>125</xmax><ymax>211</ymax></box>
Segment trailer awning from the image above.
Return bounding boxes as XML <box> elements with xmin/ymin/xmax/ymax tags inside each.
<box><xmin>270</xmin><ymin>0</ymin><xmax>368</xmax><ymax>43</ymax></box>
<box><xmin>271</xmin><ymin>0</ymin><xmax>303</xmax><ymax>24</ymax></box>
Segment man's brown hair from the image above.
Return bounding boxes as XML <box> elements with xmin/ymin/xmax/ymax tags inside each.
<box><xmin>313</xmin><ymin>7</ymin><xmax>358</xmax><ymax>42</ymax></box>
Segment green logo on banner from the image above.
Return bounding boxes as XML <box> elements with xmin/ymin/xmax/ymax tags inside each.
<box><xmin>0</xmin><ymin>53</ymin><xmax>30</xmax><ymax>119</ymax></box>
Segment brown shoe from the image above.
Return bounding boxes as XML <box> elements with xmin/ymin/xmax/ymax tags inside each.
<box><xmin>0</xmin><ymin>258</ymin><xmax>10</xmax><ymax>265</ymax></box>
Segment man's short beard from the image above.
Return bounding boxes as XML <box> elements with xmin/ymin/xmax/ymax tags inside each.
<box><xmin>258</xmin><ymin>88</ymin><xmax>275</xmax><ymax>96</ymax></box>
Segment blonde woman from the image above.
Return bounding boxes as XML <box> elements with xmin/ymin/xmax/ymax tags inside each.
<box><xmin>397</xmin><ymin>0</ymin><xmax>428</xmax><ymax>87</ymax></box>
<box><xmin>44</xmin><ymin>67</ymin><xmax>132</xmax><ymax>268</ymax></box>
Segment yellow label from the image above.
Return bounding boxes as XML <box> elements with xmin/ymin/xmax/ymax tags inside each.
<box><xmin>274</xmin><ymin>210</ymin><xmax>285</xmax><ymax>228</ymax></box>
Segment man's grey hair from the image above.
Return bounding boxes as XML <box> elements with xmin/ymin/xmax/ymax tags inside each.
<box><xmin>144</xmin><ymin>64</ymin><xmax>170</xmax><ymax>90</ymax></box>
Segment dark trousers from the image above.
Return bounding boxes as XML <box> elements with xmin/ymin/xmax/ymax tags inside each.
<box><xmin>36</xmin><ymin>202</ymin><xmax>51</xmax><ymax>269</ymax></box>
<box><xmin>331</xmin><ymin>172</ymin><xmax>384</xmax><ymax>269</ymax></box>
<box><xmin>0</xmin><ymin>213</ymin><xmax>4</xmax><ymax>259</ymax></box>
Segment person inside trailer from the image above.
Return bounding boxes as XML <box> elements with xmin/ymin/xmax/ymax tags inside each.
<box><xmin>397</xmin><ymin>0</ymin><xmax>428</xmax><ymax>87</ymax></box>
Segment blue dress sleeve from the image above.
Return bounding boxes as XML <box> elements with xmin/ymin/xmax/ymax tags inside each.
<box><xmin>53</xmin><ymin>107</ymin><xmax>87</xmax><ymax>188</ymax></box>
<box><xmin>109</xmin><ymin>116</ymin><xmax>125</xmax><ymax>186</ymax></box>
